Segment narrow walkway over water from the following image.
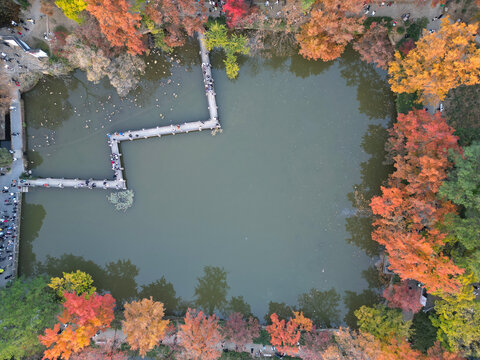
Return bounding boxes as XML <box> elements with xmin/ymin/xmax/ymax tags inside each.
<box><xmin>22</xmin><ymin>32</ymin><xmax>219</xmax><ymax>191</ymax></box>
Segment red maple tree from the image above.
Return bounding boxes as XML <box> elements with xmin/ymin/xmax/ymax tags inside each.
<box><xmin>86</xmin><ymin>0</ymin><xmax>145</xmax><ymax>55</ymax></box>
<box><xmin>39</xmin><ymin>292</ymin><xmax>116</xmax><ymax>360</ymax></box>
<box><xmin>222</xmin><ymin>312</ymin><xmax>260</xmax><ymax>351</ymax></box>
<box><xmin>370</xmin><ymin>110</ymin><xmax>464</xmax><ymax>295</ymax></box>
<box><xmin>383</xmin><ymin>281</ymin><xmax>423</xmax><ymax>314</ymax></box>
<box><xmin>223</xmin><ymin>0</ymin><xmax>249</xmax><ymax>28</ymax></box>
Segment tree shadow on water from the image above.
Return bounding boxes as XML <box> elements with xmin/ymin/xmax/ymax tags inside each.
<box><xmin>36</xmin><ymin>254</ymin><xmax>139</xmax><ymax>304</ymax></box>
<box><xmin>194</xmin><ymin>265</ymin><xmax>229</xmax><ymax>315</ymax></box>
<box><xmin>18</xmin><ymin>203</ymin><xmax>46</xmax><ymax>276</ymax></box>
<box><xmin>344</xmin><ymin>124</ymin><xmax>393</xmax><ymax>257</ymax></box>
<box><xmin>23</xmin><ymin>76</ymin><xmax>76</xmax><ymax>130</ymax></box>
<box><xmin>138</xmin><ymin>275</ymin><xmax>180</xmax><ymax>315</ymax></box>
<box><xmin>338</xmin><ymin>46</ymin><xmax>396</xmax><ymax>121</ymax></box>
<box><xmin>297</xmin><ymin>288</ymin><xmax>341</xmax><ymax>328</ymax></box>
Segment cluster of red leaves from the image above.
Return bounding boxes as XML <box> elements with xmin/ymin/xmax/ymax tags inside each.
<box><xmin>86</xmin><ymin>0</ymin><xmax>145</xmax><ymax>55</ymax></box>
<box><xmin>370</xmin><ymin>110</ymin><xmax>464</xmax><ymax>295</ymax></box>
<box><xmin>383</xmin><ymin>281</ymin><xmax>423</xmax><ymax>313</ymax></box>
<box><xmin>39</xmin><ymin>292</ymin><xmax>115</xmax><ymax>360</ymax></box>
<box><xmin>51</xmin><ymin>31</ymin><xmax>69</xmax><ymax>57</ymax></box>
<box><xmin>223</xmin><ymin>0</ymin><xmax>249</xmax><ymax>28</ymax></box>
<box><xmin>222</xmin><ymin>312</ymin><xmax>260</xmax><ymax>351</ymax></box>
<box><xmin>398</xmin><ymin>38</ymin><xmax>416</xmax><ymax>56</ymax></box>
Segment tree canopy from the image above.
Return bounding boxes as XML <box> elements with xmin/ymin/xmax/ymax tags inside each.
<box><xmin>389</xmin><ymin>18</ymin><xmax>480</xmax><ymax>104</ymax></box>
<box><xmin>0</xmin><ymin>277</ymin><xmax>60</xmax><ymax>360</ymax></box>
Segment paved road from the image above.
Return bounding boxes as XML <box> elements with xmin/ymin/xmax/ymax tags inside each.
<box><xmin>0</xmin><ymin>90</ymin><xmax>25</xmax><ymax>287</ymax></box>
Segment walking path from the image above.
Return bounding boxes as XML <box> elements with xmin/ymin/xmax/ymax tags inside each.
<box><xmin>22</xmin><ymin>33</ymin><xmax>219</xmax><ymax>191</ymax></box>
<box><xmin>0</xmin><ymin>90</ymin><xmax>26</xmax><ymax>286</ymax></box>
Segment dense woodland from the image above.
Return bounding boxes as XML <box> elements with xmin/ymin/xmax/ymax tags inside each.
<box><xmin>1</xmin><ymin>0</ymin><xmax>480</xmax><ymax>358</ymax></box>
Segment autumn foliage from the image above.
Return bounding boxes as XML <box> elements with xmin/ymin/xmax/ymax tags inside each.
<box><xmin>266</xmin><ymin>312</ymin><xmax>313</xmax><ymax>356</ymax></box>
<box><xmin>144</xmin><ymin>0</ymin><xmax>208</xmax><ymax>47</ymax></box>
<box><xmin>222</xmin><ymin>312</ymin><xmax>260</xmax><ymax>351</ymax></box>
<box><xmin>389</xmin><ymin>18</ymin><xmax>480</xmax><ymax>104</ymax></box>
<box><xmin>297</xmin><ymin>0</ymin><xmax>364</xmax><ymax>61</ymax></box>
<box><xmin>224</xmin><ymin>0</ymin><xmax>249</xmax><ymax>29</ymax></box>
<box><xmin>370</xmin><ymin>110</ymin><xmax>464</xmax><ymax>295</ymax></box>
<box><xmin>177</xmin><ymin>309</ymin><xmax>223</xmax><ymax>360</ymax></box>
<box><xmin>86</xmin><ymin>0</ymin><xmax>145</xmax><ymax>55</ymax></box>
<box><xmin>122</xmin><ymin>297</ymin><xmax>170</xmax><ymax>357</ymax></box>
<box><xmin>383</xmin><ymin>281</ymin><xmax>423</xmax><ymax>314</ymax></box>
<box><xmin>353</xmin><ymin>21</ymin><xmax>393</xmax><ymax>70</ymax></box>
<box><xmin>39</xmin><ymin>292</ymin><xmax>115</xmax><ymax>360</ymax></box>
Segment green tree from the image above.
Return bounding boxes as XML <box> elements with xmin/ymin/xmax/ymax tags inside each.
<box><xmin>354</xmin><ymin>304</ymin><xmax>412</xmax><ymax>343</ymax></box>
<box><xmin>54</xmin><ymin>0</ymin><xmax>87</xmax><ymax>23</ymax></box>
<box><xmin>204</xmin><ymin>21</ymin><xmax>249</xmax><ymax>79</ymax></box>
<box><xmin>0</xmin><ymin>148</ymin><xmax>12</xmax><ymax>168</ymax></box>
<box><xmin>297</xmin><ymin>288</ymin><xmax>340</xmax><ymax>328</ymax></box>
<box><xmin>440</xmin><ymin>143</ymin><xmax>480</xmax><ymax>278</ymax></box>
<box><xmin>410</xmin><ymin>311</ymin><xmax>437</xmax><ymax>353</ymax></box>
<box><xmin>194</xmin><ymin>266</ymin><xmax>229</xmax><ymax>315</ymax></box>
<box><xmin>0</xmin><ymin>277</ymin><xmax>61</xmax><ymax>359</ymax></box>
<box><xmin>48</xmin><ymin>270</ymin><xmax>96</xmax><ymax>301</ymax></box>
<box><xmin>431</xmin><ymin>277</ymin><xmax>480</xmax><ymax>357</ymax></box>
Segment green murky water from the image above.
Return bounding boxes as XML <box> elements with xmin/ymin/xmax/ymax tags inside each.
<box><xmin>20</xmin><ymin>44</ymin><xmax>394</xmax><ymax>325</ymax></box>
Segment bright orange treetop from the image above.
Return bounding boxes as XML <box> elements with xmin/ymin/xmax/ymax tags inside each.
<box><xmin>266</xmin><ymin>312</ymin><xmax>313</xmax><ymax>356</ymax></box>
<box><xmin>370</xmin><ymin>110</ymin><xmax>464</xmax><ymax>295</ymax></box>
<box><xmin>177</xmin><ymin>309</ymin><xmax>223</xmax><ymax>360</ymax></box>
<box><xmin>122</xmin><ymin>297</ymin><xmax>170</xmax><ymax>357</ymax></box>
<box><xmin>297</xmin><ymin>0</ymin><xmax>364</xmax><ymax>61</ymax></box>
<box><xmin>86</xmin><ymin>0</ymin><xmax>145</xmax><ymax>55</ymax></box>
<box><xmin>39</xmin><ymin>292</ymin><xmax>115</xmax><ymax>360</ymax></box>
<box><xmin>389</xmin><ymin>18</ymin><xmax>480</xmax><ymax>104</ymax></box>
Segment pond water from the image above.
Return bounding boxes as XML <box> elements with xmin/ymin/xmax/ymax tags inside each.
<box><xmin>19</xmin><ymin>43</ymin><xmax>395</xmax><ymax>325</ymax></box>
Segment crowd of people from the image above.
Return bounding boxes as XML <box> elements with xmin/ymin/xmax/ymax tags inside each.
<box><xmin>0</xmin><ymin>183</ymin><xmax>19</xmax><ymax>283</ymax></box>
<box><xmin>202</xmin><ymin>62</ymin><xmax>215</xmax><ymax>94</ymax></box>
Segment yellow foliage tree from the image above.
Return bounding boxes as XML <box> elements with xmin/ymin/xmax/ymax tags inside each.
<box><xmin>54</xmin><ymin>0</ymin><xmax>87</xmax><ymax>23</ymax></box>
<box><xmin>49</xmin><ymin>270</ymin><xmax>96</xmax><ymax>301</ymax></box>
<box><xmin>431</xmin><ymin>273</ymin><xmax>480</xmax><ymax>357</ymax></box>
<box><xmin>389</xmin><ymin>18</ymin><xmax>480</xmax><ymax>104</ymax></box>
<box><xmin>122</xmin><ymin>297</ymin><xmax>170</xmax><ymax>357</ymax></box>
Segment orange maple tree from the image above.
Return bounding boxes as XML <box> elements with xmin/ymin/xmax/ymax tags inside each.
<box><xmin>86</xmin><ymin>0</ymin><xmax>145</xmax><ymax>55</ymax></box>
<box><xmin>122</xmin><ymin>297</ymin><xmax>170</xmax><ymax>357</ymax></box>
<box><xmin>389</xmin><ymin>18</ymin><xmax>480</xmax><ymax>104</ymax></box>
<box><xmin>297</xmin><ymin>0</ymin><xmax>364</xmax><ymax>61</ymax></box>
<box><xmin>177</xmin><ymin>308</ymin><xmax>223</xmax><ymax>360</ymax></box>
<box><xmin>370</xmin><ymin>110</ymin><xmax>464</xmax><ymax>295</ymax></box>
<box><xmin>144</xmin><ymin>0</ymin><xmax>207</xmax><ymax>47</ymax></box>
<box><xmin>266</xmin><ymin>312</ymin><xmax>313</xmax><ymax>356</ymax></box>
<box><xmin>39</xmin><ymin>292</ymin><xmax>116</xmax><ymax>360</ymax></box>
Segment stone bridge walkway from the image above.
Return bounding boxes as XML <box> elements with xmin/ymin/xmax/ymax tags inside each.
<box><xmin>23</xmin><ymin>32</ymin><xmax>219</xmax><ymax>191</ymax></box>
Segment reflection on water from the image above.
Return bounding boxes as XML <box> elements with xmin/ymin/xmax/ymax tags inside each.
<box><xmin>20</xmin><ymin>45</ymin><xmax>395</xmax><ymax>321</ymax></box>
